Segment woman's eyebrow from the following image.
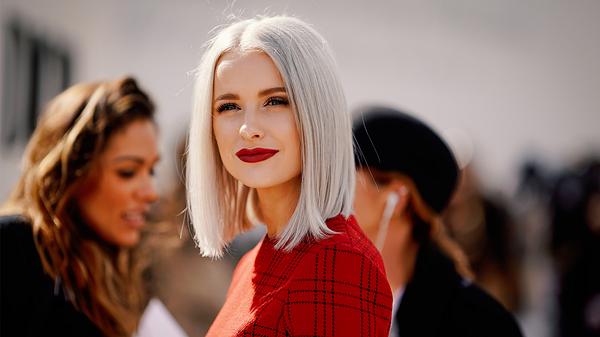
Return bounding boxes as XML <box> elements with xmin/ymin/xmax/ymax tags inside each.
<box><xmin>214</xmin><ymin>93</ymin><xmax>239</xmax><ymax>101</ymax></box>
<box><xmin>259</xmin><ymin>87</ymin><xmax>286</xmax><ymax>96</ymax></box>
<box><xmin>111</xmin><ymin>155</ymin><xmax>144</xmax><ymax>164</ymax></box>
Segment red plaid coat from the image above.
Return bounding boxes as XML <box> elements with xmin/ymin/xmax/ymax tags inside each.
<box><xmin>206</xmin><ymin>214</ymin><xmax>393</xmax><ymax>336</ymax></box>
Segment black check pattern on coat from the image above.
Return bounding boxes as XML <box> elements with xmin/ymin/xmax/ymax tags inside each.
<box><xmin>206</xmin><ymin>215</ymin><xmax>393</xmax><ymax>337</ymax></box>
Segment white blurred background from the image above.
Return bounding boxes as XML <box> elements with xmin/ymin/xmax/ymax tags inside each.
<box><xmin>1</xmin><ymin>0</ymin><xmax>598</xmax><ymax>198</ymax></box>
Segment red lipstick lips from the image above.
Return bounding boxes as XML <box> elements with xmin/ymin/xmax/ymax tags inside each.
<box><xmin>236</xmin><ymin>148</ymin><xmax>279</xmax><ymax>163</ymax></box>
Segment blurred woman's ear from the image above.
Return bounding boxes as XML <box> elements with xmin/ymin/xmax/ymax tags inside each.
<box><xmin>391</xmin><ymin>184</ymin><xmax>410</xmax><ymax>219</ymax></box>
<box><xmin>374</xmin><ymin>185</ymin><xmax>410</xmax><ymax>251</ymax></box>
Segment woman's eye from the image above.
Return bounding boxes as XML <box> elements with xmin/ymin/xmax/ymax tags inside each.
<box><xmin>216</xmin><ymin>103</ymin><xmax>240</xmax><ymax>113</ymax></box>
<box><xmin>117</xmin><ymin>170</ymin><xmax>136</xmax><ymax>179</ymax></box>
<box><xmin>149</xmin><ymin>166</ymin><xmax>156</xmax><ymax>177</ymax></box>
<box><xmin>265</xmin><ymin>96</ymin><xmax>289</xmax><ymax>107</ymax></box>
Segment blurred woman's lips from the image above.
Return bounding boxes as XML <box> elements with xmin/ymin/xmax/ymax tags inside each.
<box><xmin>235</xmin><ymin>148</ymin><xmax>279</xmax><ymax>163</ymax></box>
<box><xmin>122</xmin><ymin>211</ymin><xmax>145</xmax><ymax>228</ymax></box>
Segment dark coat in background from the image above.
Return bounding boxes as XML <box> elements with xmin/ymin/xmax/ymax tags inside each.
<box><xmin>396</xmin><ymin>242</ymin><xmax>524</xmax><ymax>337</ymax></box>
<box><xmin>0</xmin><ymin>215</ymin><xmax>102</xmax><ymax>337</ymax></box>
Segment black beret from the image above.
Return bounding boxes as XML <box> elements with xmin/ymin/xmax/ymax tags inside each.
<box><xmin>353</xmin><ymin>106</ymin><xmax>459</xmax><ymax>214</ymax></box>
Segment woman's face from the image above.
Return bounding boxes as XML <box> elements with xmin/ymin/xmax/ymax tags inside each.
<box><xmin>354</xmin><ymin>168</ymin><xmax>406</xmax><ymax>241</ymax></box>
<box><xmin>76</xmin><ymin>119</ymin><xmax>160</xmax><ymax>247</ymax></box>
<box><xmin>212</xmin><ymin>50</ymin><xmax>301</xmax><ymax>190</ymax></box>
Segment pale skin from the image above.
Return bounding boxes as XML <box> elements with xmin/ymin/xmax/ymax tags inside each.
<box><xmin>76</xmin><ymin>119</ymin><xmax>160</xmax><ymax>247</ymax></box>
<box><xmin>354</xmin><ymin>168</ymin><xmax>419</xmax><ymax>291</ymax></box>
<box><xmin>212</xmin><ymin>50</ymin><xmax>302</xmax><ymax>237</ymax></box>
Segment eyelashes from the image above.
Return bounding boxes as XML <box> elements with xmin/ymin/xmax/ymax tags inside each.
<box><xmin>215</xmin><ymin>96</ymin><xmax>289</xmax><ymax>113</ymax></box>
<box><xmin>116</xmin><ymin>166</ymin><xmax>156</xmax><ymax>180</ymax></box>
<box><xmin>216</xmin><ymin>102</ymin><xmax>240</xmax><ymax>113</ymax></box>
<box><xmin>265</xmin><ymin>96</ymin><xmax>289</xmax><ymax>106</ymax></box>
<box><xmin>117</xmin><ymin>170</ymin><xmax>136</xmax><ymax>179</ymax></box>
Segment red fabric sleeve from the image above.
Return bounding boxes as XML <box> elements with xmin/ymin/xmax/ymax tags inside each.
<box><xmin>284</xmin><ymin>243</ymin><xmax>393</xmax><ymax>336</ymax></box>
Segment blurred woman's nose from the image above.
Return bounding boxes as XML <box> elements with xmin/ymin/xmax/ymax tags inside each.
<box><xmin>137</xmin><ymin>176</ymin><xmax>159</xmax><ymax>203</ymax></box>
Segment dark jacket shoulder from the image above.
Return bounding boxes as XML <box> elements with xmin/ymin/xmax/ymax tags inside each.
<box><xmin>449</xmin><ymin>281</ymin><xmax>523</xmax><ymax>337</ymax></box>
<box><xmin>396</xmin><ymin>242</ymin><xmax>523</xmax><ymax>337</ymax></box>
<box><xmin>1</xmin><ymin>214</ymin><xmax>35</xmax><ymax>247</ymax></box>
<box><xmin>1</xmin><ymin>215</ymin><xmax>41</xmax><ymax>286</ymax></box>
<box><xmin>0</xmin><ymin>215</ymin><xmax>102</xmax><ymax>337</ymax></box>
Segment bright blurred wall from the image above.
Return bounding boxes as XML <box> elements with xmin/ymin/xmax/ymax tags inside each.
<box><xmin>1</xmin><ymin>0</ymin><xmax>599</xmax><ymax>199</ymax></box>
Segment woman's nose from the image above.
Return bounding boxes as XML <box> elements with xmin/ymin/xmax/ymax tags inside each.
<box><xmin>239</xmin><ymin>109</ymin><xmax>264</xmax><ymax>140</ymax></box>
<box><xmin>137</xmin><ymin>177</ymin><xmax>159</xmax><ymax>203</ymax></box>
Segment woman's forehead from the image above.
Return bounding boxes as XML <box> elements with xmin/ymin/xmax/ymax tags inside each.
<box><xmin>216</xmin><ymin>50</ymin><xmax>280</xmax><ymax>78</ymax></box>
<box><xmin>102</xmin><ymin>120</ymin><xmax>159</xmax><ymax>162</ymax></box>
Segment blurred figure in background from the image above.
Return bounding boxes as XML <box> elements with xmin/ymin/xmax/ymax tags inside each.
<box><xmin>549</xmin><ymin>157</ymin><xmax>600</xmax><ymax>337</ymax></box>
<box><xmin>353</xmin><ymin>106</ymin><xmax>523</xmax><ymax>337</ymax></box>
<box><xmin>149</xmin><ymin>134</ymin><xmax>233</xmax><ymax>336</ymax></box>
<box><xmin>0</xmin><ymin>77</ymin><xmax>159</xmax><ymax>337</ymax></box>
<box><xmin>443</xmin><ymin>165</ymin><xmax>523</xmax><ymax>312</ymax></box>
<box><xmin>510</xmin><ymin>159</ymin><xmax>556</xmax><ymax>337</ymax></box>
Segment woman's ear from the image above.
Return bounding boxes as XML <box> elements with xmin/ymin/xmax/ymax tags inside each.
<box><xmin>392</xmin><ymin>184</ymin><xmax>410</xmax><ymax>217</ymax></box>
<box><xmin>374</xmin><ymin>185</ymin><xmax>411</xmax><ymax>251</ymax></box>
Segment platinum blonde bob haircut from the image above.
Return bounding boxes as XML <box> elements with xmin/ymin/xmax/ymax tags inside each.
<box><xmin>187</xmin><ymin>16</ymin><xmax>354</xmax><ymax>258</ymax></box>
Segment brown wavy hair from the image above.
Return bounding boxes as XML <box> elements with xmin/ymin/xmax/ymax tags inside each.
<box><xmin>1</xmin><ymin>77</ymin><xmax>155</xmax><ymax>337</ymax></box>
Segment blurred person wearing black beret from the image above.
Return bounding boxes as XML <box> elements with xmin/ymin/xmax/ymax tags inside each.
<box><xmin>352</xmin><ymin>106</ymin><xmax>523</xmax><ymax>337</ymax></box>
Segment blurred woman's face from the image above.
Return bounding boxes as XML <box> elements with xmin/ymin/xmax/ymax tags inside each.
<box><xmin>354</xmin><ymin>168</ymin><xmax>407</xmax><ymax>242</ymax></box>
<box><xmin>76</xmin><ymin>119</ymin><xmax>159</xmax><ymax>247</ymax></box>
<box><xmin>212</xmin><ymin>50</ymin><xmax>301</xmax><ymax>191</ymax></box>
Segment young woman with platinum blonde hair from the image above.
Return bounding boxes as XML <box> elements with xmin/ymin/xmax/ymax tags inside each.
<box><xmin>187</xmin><ymin>16</ymin><xmax>392</xmax><ymax>336</ymax></box>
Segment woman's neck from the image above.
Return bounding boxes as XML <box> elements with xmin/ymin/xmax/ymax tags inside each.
<box><xmin>255</xmin><ymin>176</ymin><xmax>301</xmax><ymax>237</ymax></box>
<box><xmin>380</xmin><ymin>217</ymin><xmax>419</xmax><ymax>291</ymax></box>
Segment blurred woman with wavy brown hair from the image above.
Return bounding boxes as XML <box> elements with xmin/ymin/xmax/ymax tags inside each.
<box><xmin>0</xmin><ymin>77</ymin><xmax>160</xmax><ymax>337</ymax></box>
